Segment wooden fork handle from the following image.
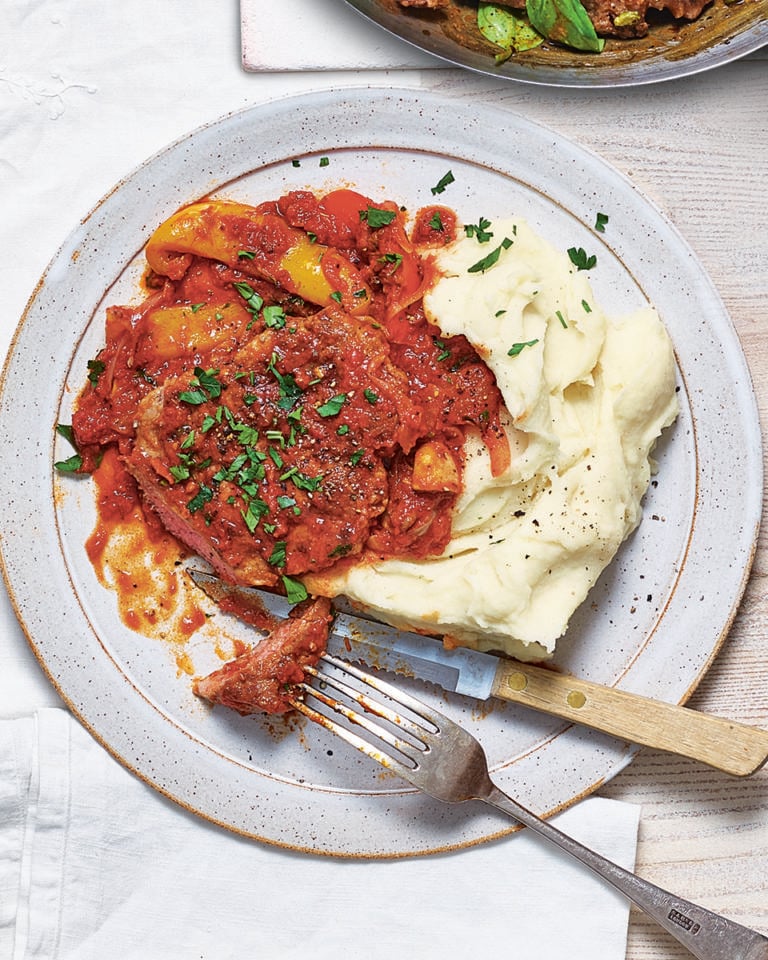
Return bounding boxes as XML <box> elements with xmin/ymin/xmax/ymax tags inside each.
<box><xmin>490</xmin><ymin>660</ymin><xmax>768</xmax><ymax>777</ymax></box>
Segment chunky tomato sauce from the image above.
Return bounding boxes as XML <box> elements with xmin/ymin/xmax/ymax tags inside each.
<box><xmin>69</xmin><ymin>189</ymin><xmax>509</xmax><ymax>603</ymax></box>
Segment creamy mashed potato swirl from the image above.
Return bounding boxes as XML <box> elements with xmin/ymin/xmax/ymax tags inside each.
<box><xmin>311</xmin><ymin>218</ymin><xmax>679</xmax><ymax>660</ymax></box>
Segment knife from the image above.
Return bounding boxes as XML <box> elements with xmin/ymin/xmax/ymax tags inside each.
<box><xmin>186</xmin><ymin>568</ymin><xmax>768</xmax><ymax>777</ymax></box>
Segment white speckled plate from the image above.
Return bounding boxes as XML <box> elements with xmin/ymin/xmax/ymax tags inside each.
<box><xmin>0</xmin><ymin>88</ymin><xmax>761</xmax><ymax>857</ymax></box>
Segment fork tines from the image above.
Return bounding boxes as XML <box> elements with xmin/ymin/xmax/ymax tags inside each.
<box><xmin>286</xmin><ymin>654</ymin><xmax>438</xmax><ymax>777</ymax></box>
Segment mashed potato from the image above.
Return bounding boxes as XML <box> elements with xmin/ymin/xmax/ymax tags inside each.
<box><xmin>310</xmin><ymin>218</ymin><xmax>679</xmax><ymax>660</ymax></box>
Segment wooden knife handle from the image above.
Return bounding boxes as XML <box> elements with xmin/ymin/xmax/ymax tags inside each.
<box><xmin>491</xmin><ymin>660</ymin><xmax>768</xmax><ymax>777</ymax></box>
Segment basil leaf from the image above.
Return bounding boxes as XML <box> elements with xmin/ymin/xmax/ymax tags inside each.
<box><xmin>525</xmin><ymin>0</ymin><xmax>605</xmax><ymax>52</ymax></box>
<box><xmin>478</xmin><ymin>2</ymin><xmax>544</xmax><ymax>54</ymax></box>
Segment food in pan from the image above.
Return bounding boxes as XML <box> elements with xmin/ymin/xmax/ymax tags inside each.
<box><xmin>391</xmin><ymin>0</ymin><xmax>720</xmax><ymax>55</ymax></box>
<box><xmin>57</xmin><ymin>183</ymin><xmax>677</xmax><ymax>712</ymax></box>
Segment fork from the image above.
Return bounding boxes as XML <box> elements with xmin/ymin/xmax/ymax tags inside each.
<box><xmin>287</xmin><ymin>655</ymin><xmax>768</xmax><ymax>960</ymax></box>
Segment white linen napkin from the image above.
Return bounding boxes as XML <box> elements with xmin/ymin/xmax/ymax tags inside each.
<box><xmin>240</xmin><ymin>0</ymin><xmax>438</xmax><ymax>71</ymax></box>
<box><xmin>0</xmin><ymin>710</ymin><xmax>640</xmax><ymax>960</ymax></box>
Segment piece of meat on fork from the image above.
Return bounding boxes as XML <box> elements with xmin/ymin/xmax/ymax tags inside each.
<box><xmin>194</xmin><ymin>596</ymin><xmax>333</xmax><ymax>716</ymax></box>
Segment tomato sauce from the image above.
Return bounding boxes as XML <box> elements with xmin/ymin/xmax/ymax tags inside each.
<box><xmin>69</xmin><ymin>189</ymin><xmax>509</xmax><ymax>608</ymax></box>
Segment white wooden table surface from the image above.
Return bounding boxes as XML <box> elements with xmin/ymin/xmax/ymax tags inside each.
<box><xmin>2</xmin><ymin>3</ymin><xmax>765</xmax><ymax>950</ymax></box>
<box><xmin>412</xmin><ymin>52</ymin><xmax>768</xmax><ymax>958</ymax></box>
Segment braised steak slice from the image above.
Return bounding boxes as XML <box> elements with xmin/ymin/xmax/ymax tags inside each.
<box><xmin>194</xmin><ymin>597</ymin><xmax>332</xmax><ymax>715</ymax></box>
<box><xmin>125</xmin><ymin>307</ymin><xmax>423</xmax><ymax>587</ymax></box>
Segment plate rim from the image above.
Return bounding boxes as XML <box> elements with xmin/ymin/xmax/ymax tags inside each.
<box><xmin>0</xmin><ymin>86</ymin><xmax>762</xmax><ymax>856</ymax></box>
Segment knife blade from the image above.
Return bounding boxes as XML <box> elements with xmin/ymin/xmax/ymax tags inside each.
<box><xmin>186</xmin><ymin>567</ymin><xmax>768</xmax><ymax>777</ymax></box>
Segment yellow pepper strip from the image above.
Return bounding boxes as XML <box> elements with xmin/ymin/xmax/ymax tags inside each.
<box><xmin>145</xmin><ymin>200</ymin><xmax>371</xmax><ymax>313</ymax></box>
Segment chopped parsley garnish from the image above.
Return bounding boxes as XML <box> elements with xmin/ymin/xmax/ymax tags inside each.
<box><xmin>54</xmin><ymin>453</ymin><xmax>83</xmax><ymax>473</ymax></box>
<box><xmin>378</xmin><ymin>253</ymin><xmax>403</xmax><ymax>270</ymax></box>
<box><xmin>467</xmin><ymin>237</ymin><xmax>513</xmax><ymax>274</ymax></box>
<box><xmin>268</xmin><ymin>541</ymin><xmax>287</xmax><ymax>567</ymax></box>
<box><xmin>237</xmin><ymin>250</ymin><xmax>256</xmax><ymax>260</ymax></box>
<box><xmin>316</xmin><ymin>394</ymin><xmax>347</xmax><ymax>417</ymax></box>
<box><xmin>428</xmin><ymin>211</ymin><xmax>444</xmax><ymax>231</ymax></box>
<box><xmin>232</xmin><ymin>422</ymin><xmax>261</xmax><ymax>447</ymax></box>
<box><xmin>267</xmin><ymin>354</ymin><xmax>303</xmax><ymax>410</ymax></box>
<box><xmin>360</xmin><ymin>206</ymin><xmax>396</xmax><ymax>229</ymax></box>
<box><xmin>433</xmin><ymin>337</ymin><xmax>451</xmax><ymax>362</ymax></box>
<box><xmin>430</xmin><ymin>170</ymin><xmax>455</xmax><ymax>195</ymax></box>
<box><xmin>363</xmin><ymin>388</ymin><xmax>379</xmax><ymax>405</ymax></box>
<box><xmin>201</xmin><ymin>411</ymin><xmax>220</xmax><ymax>432</ymax></box>
<box><xmin>330</xmin><ymin>291</ymin><xmax>343</xmax><ymax>303</ymax></box>
<box><xmin>241</xmin><ymin>497</ymin><xmax>269</xmax><ymax>533</ymax></box>
<box><xmin>234</xmin><ymin>281</ymin><xmax>264</xmax><ymax>314</ymax></box>
<box><xmin>187</xmin><ymin>484</ymin><xmax>214</xmax><ymax>514</ymax></box>
<box><xmin>464</xmin><ymin>217</ymin><xmax>494</xmax><ymax>243</ymax></box>
<box><xmin>337</xmin><ymin>424</ymin><xmax>349</xmax><ymax>436</ymax></box>
<box><xmin>595</xmin><ymin>212</ymin><xmax>609</xmax><ymax>233</ymax></box>
<box><xmin>190</xmin><ymin>302</ymin><xmax>205</xmax><ymax>313</ymax></box>
<box><xmin>87</xmin><ymin>358</ymin><xmax>106</xmax><ymax>387</ymax></box>
<box><xmin>279</xmin><ymin>465</ymin><xmax>322</xmax><ymax>492</ymax></box>
<box><xmin>349</xmin><ymin>449</ymin><xmax>365</xmax><ymax>466</ymax></box>
<box><xmin>56</xmin><ymin>423</ymin><xmax>76</xmax><ymax>445</ymax></box>
<box><xmin>507</xmin><ymin>339</ymin><xmax>539</xmax><ymax>357</ymax></box>
<box><xmin>178</xmin><ymin>386</ymin><xmax>207</xmax><ymax>406</ymax></box>
<box><xmin>262</xmin><ymin>305</ymin><xmax>287</xmax><ymax>329</ymax></box>
<box><xmin>329</xmin><ymin>543</ymin><xmax>353</xmax><ymax>558</ymax></box>
<box><xmin>567</xmin><ymin>246</ymin><xmax>597</xmax><ymax>271</ymax></box>
<box><xmin>178</xmin><ymin>368</ymin><xmax>224</xmax><ymax>405</ymax></box>
<box><xmin>282</xmin><ymin>575</ymin><xmax>308</xmax><ymax>604</ymax></box>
